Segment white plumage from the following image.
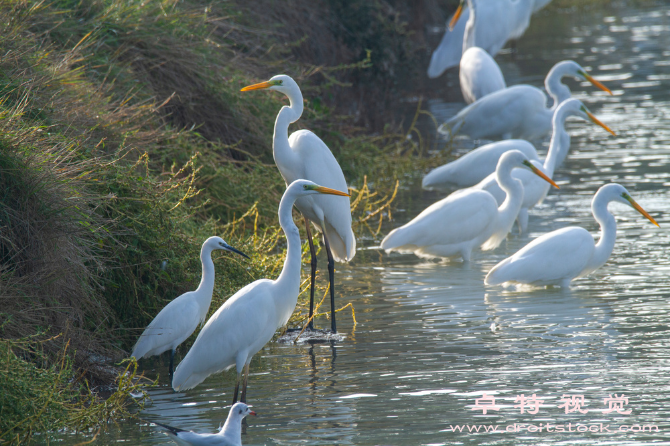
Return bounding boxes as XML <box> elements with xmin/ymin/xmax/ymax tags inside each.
<box><xmin>131</xmin><ymin>237</ymin><xmax>247</xmax><ymax>379</ymax></box>
<box><xmin>172</xmin><ymin>180</ymin><xmax>349</xmax><ymax>396</ymax></box>
<box><xmin>439</xmin><ymin>60</ymin><xmax>612</xmax><ymax>141</ymax></box>
<box><xmin>381</xmin><ymin>150</ymin><xmax>558</xmax><ymax>261</ymax></box>
<box><xmin>486</xmin><ymin>183</ymin><xmax>659</xmax><ymax>287</ymax></box>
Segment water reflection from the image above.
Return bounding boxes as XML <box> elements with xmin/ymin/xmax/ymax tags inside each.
<box><xmin>52</xmin><ymin>2</ymin><xmax>670</xmax><ymax>445</ymax></box>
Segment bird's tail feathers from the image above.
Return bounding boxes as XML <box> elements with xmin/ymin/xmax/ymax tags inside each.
<box><xmin>142</xmin><ymin>419</ymin><xmax>186</xmax><ymax>436</ymax></box>
<box><xmin>438</xmin><ymin>118</ymin><xmax>464</xmax><ymax>139</ymax></box>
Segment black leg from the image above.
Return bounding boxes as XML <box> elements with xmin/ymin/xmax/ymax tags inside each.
<box><xmin>232</xmin><ymin>374</ymin><xmax>240</xmax><ymax>404</ymax></box>
<box><xmin>169</xmin><ymin>349</ymin><xmax>175</xmax><ymax>382</ymax></box>
<box><xmin>304</xmin><ymin>217</ymin><xmax>317</xmax><ymax>330</ymax></box>
<box><xmin>240</xmin><ymin>363</ymin><xmax>250</xmax><ymax>403</ymax></box>
<box><xmin>323</xmin><ymin>235</ymin><xmax>336</xmax><ymax>333</ymax></box>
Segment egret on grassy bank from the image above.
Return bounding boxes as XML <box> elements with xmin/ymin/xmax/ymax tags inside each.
<box><xmin>485</xmin><ymin>183</ymin><xmax>659</xmax><ymax>287</ymax></box>
<box><xmin>241</xmin><ymin>75</ymin><xmax>355</xmax><ymax>334</ymax></box>
<box><xmin>131</xmin><ymin>237</ymin><xmax>248</xmax><ymax>381</ymax></box>
<box><xmin>172</xmin><ymin>180</ymin><xmax>350</xmax><ymax>399</ymax></box>
<box><xmin>439</xmin><ymin>60</ymin><xmax>612</xmax><ymax>141</ymax></box>
<box><xmin>471</xmin><ymin>98</ymin><xmax>615</xmax><ymax>232</ymax></box>
<box><xmin>381</xmin><ymin>150</ymin><xmax>558</xmax><ymax>261</ymax></box>
<box><xmin>148</xmin><ymin>402</ymin><xmax>256</xmax><ymax>446</ymax></box>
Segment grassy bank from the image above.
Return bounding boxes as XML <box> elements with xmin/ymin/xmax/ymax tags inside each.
<box><xmin>0</xmin><ymin>0</ymin><xmax>456</xmax><ymax>443</ymax></box>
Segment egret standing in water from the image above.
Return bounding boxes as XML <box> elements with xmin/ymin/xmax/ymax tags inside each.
<box><xmin>472</xmin><ymin>99</ymin><xmax>616</xmax><ymax>232</ymax></box>
<box><xmin>148</xmin><ymin>402</ymin><xmax>256</xmax><ymax>446</ymax></box>
<box><xmin>440</xmin><ymin>60</ymin><xmax>612</xmax><ymax>141</ymax></box>
<box><xmin>131</xmin><ymin>236</ymin><xmax>248</xmax><ymax>381</ymax></box>
<box><xmin>241</xmin><ymin>75</ymin><xmax>355</xmax><ymax>334</ymax></box>
<box><xmin>486</xmin><ymin>183</ymin><xmax>659</xmax><ymax>287</ymax></box>
<box><xmin>381</xmin><ymin>150</ymin><xmax>558</xmax><ymax>261</ymax></box>
<box><xmin>172</xmin><ymin>180</ymin><xmax>350</xmax><ymax>400</ymax></box>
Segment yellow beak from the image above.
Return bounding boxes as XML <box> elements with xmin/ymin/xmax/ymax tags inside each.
<box><xmin>449</xmin><ymin>1</ymin><xmax>465</xmax><ymax>31</ymax></box>
<box><xmin>241</xmin><ymin>81</ymin><xmax>274</xmax><ymax>92</ymax></box>
<box><xmin>626</xmin><ymin>196</ymin><xmax>659</xmax><ymax>227</ymax></box>
<box><xmin>528</xmin><ymin>164</ymin><xmax>560</xmax><ymax>189</ymax></box>
<box><xmin>583</xmin><ymin>72</ymin><xmax>613</xmax><ymax>95</ymax></box>
<box><xmin>584</xmin><ymin>109</ymin><xmax>616</xmax><ymax>136</ymax></box>
<box><xmin>315</xmin><ymin>186</ymin><xmax>350</xmax><ymax>197</ymax></box>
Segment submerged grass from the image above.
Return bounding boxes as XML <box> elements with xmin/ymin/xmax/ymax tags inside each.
<box><xmin>0</xmin><ymin>0</ymin><xmax>454</xmax><ymax>443</ymax></box>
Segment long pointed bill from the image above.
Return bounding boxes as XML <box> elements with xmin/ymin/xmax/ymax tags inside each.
<box><xmin>241</xmin><ymin>80</ymin><xmax>274</xmax><ymax>92</ymax></box>
<box><xmin>249</xmin><ymin>411</ymin><xmax>257</xmax><ymax>416</ymax></box>
<box><xmin>222</xmin><ymin>242</ymin><xmax>251</xmax><ymax>259</ymax></box>
<box><xmin>448</xmin><ymin>1</ymin><xmax>464</xmax><ymax>31</ymax></box>
<box><xmin>625</xmin><ymin>196</ymin><xmax>660</xmax><ymax>227</ymax></box>
<box><xmin>584</xmin><ymin>108</ymin><xmax>616</xmax><ymax>136</ymax></box>
<box><xmin>583</xmin><ymin>72</ymin><xmax>612</xmax><ymax>95</ymax></box>
<box><xmin>315</xmin><ymin>186</ymin><xmax>350</xmax><ymax>197</ymax></box>
<box><xmin>525</xmin><ymin>162</ymin><xmax>560</xmax><ymax>189</ymax></box>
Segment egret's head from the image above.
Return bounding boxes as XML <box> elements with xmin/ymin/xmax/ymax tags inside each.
<box><xmin>229</xmin><ymin>402</ymin><xmax>257</xmax><ymax>420</ymax></box>
<box><xmin>558</xmin><ymin>99</ymin><xmax>616</xmax><ymax>135</ymax></box>
<box><xmin>290</xmin><ymin>179</ymin><xmax>350</xmax><ymax>198</ymax></box>
<box><xmin>499</xmin><ymin>150</ymin><xmax>560</xmax><ymax>189</ymax></box>
<box><xmin>560</xmin><ymin>61</ymin><xmax>613</xmax><ymax>95</ymax></box>
<box><xmin>605</xmin><ymin>184</ymin><xmax>659</xmax><ymax>227</ymax></box>
<box><xmin>241</xmin><ymin>74</ymin><xmax>298</xmax><ymax>96</ymax></box>
<box><xmin>204</xmin><ymin>236</ymin><xmax>250</xmax><ymax>259</ymax></box>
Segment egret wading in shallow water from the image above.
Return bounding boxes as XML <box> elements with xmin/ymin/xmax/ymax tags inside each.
<box><xmin>440</xmin><ymin>60</ymin><xmax>612</xmax><ymax>141</ymax></box>
<box><xmin>241</xmin><ymin>75</ymin><xmax>355</xmax><ymax>334</ymax></box>
<box><xmin>381</xmin><ymin>150</ymin><xmax>558</xmax><ymax>261</ymax></box>
<box><xmin>148</xmin><ymin>402</ymin><xmax>256</xmax><ymax>446</ymax></box>
<box><xmin>485</xmin><ymin>183</ymin><xmax>659</xmax><ymax>288</ymax></box>
<box><xmin>451</xmin><ymin>0</ymin><xmax>534</xmax><ymax>103</ymax></box>
<box><xmin>472</xmin><ymin>98</ymin><xmax>616</xmax><ymax>232</ymax></box>
<box><xmin>172</xmin><ymin>180</ymin><xmax>350</xmax><ymax>400</ymax></box>
<box><xmin>131</xmin><ymin>237</ymin><xmax>248</xmax><ymax>381</ymax></box>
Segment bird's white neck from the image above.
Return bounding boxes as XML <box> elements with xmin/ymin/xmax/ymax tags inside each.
<box><xmin>219</xmin><ymin>415</ymin><xmax>242</xmax><ymax>442</ymax></box>
<box><xmin>544</xmin><ymin>64</ymin><xmax>573</xmax><ymax>110</ymax></box>
<box><xmin>494</xmin><ymin>159</ymin><xmax>525</xmax><ymax>239</ymax></box>
<box><xmin>463</xmin><ymin>0</ymin><xmax>476</xmax><ymax>50</ymax></box>
<box><xmin>586</xmin><ymin>189</ymin><xmax>618</xmax><ymax>274</ymax></box>
<box><xmin>273</xmin><ymin>85</ymin><xmax>304</xmax><ymax>179</ymax></box>
<box><xmin>274</xmin><ymin>185</ymin><xmax>303</xmax><ymax>320</ymax></box>
<box><xmin>543</xmin><ymin>106</ymin><xmax>572</xmax><ymax>176</ymax></box>
<box><xmin>195</xmin><ymin>245</ymin><xmax>216</xmax><ymax>308</ymax></box>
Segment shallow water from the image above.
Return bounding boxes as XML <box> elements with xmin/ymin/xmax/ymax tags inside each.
<box><xmin>52</xmin><ymin>2</ymin><xmax>670</xmax><ymax>445</ymax></box>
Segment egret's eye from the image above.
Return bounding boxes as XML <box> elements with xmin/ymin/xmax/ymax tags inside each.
<box><xmin>303</xmin><ymin>184</ymin><xmax>308</xmax><ymax>189</ymax></box>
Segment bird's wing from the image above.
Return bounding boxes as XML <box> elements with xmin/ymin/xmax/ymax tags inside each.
<box><xmin>382</xmin><ymin>191</ymin><xmax>498</xmax><ymax>250</ymax></box>
<box><xmin>289</xmin><ymin>130</ymin><xmax>355</xmax><ymax>262</ymax></box>
<box><xmin>132</xmin><ymin>292</ymin><xmax>201</xmax><ymax>358</ymax></box>
<box><xmin>460</xmin><ymin>48</ymin><xmax>506</xmax><ymax>103</ymax></box>
<box><xmin>486</xmin><ymin>227</ymin><xmax>594</xmax><ymax>285</ymax></box>
<box><xmin>427</xmin><ymin>7</ymin><xmax>469</xmax><ymax>78</ymax></box>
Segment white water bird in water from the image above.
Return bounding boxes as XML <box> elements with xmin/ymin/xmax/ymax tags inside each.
<box><xmin>172</xmin><ymin>180</ymin><xmax>350</xmax><ymax>399</ymax></box>
<box><xmin>241</xmin><ymin>75</ymin><xmax>355</xmax><ymax>334</ymax></box>
<box><xmin>422</xmin><ymin>139</ymin><xmax>539</xmax><ymax>189</ymax></box>
<box><xmin>471</xmin><ymin>99</ymin><xmax>616</xmax><ymax>232</ymax></box>
<box><xmin>131</xmin><ymin>237</ymin><xmax>248</xmax><ymax>381</ymax></box>
<box><xmin>381</xmin><ymin>150</ymin><xmax>558</xmax><ymax>261</ymax></box>
<box><xmin>427</xmin><ymin>0</ymin><xmax>549</xmax><ymax>79</ymax></box>
<box><xmin>439</xmin><ymin>60</ymin><xmax>612</xmax><ymax>141</ymax></box>
<box><xmin>148</xmin><ymin>402</ymin><xmax>256</xmax><ymax>446</ymax></box>
<box><xmin>485</xmin><ymin>183</ymin><xmax>659</xmax><ymax>288</ymax></box>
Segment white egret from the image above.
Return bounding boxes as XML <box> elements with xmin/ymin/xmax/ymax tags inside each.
<box><xmin>131</xmin><ymin>237</ymin><xmax>248</xmax><ymax>381</ymax></box>
<box><xmin>485</xmin><ymin>183</ymin><xmax>659</xmax><ymax>288</ymax></box>
<box><xmin>422</xmin><ymin>139</ymin><xmax>539</xmax><ymax>189</ymax></box>
<box><xmin>439</xmin><ymin>60</ymin><xmax>612</xmax><ymax>141</ymax></box>
<box><xmin>241</xmin><ymin>75</ymin><xmax>355</xmax><ymax>333</ymax></box>
<box><xmin>428</xmin><ymin>0</ymin><xmax>546</xmax><ymax>79</ymax></box>
<box><xmin>148</xmin><ymin>402</ymin><xmax>256</xmax><ymax>446</ymax></box>
<box><xmin>172</xmin><ymin>180</ymin><xmax>349</xmax><ymax>399</ymax></box>
<box><xmin>381</xmin><ymin>150</ymin><xmax>558</xmax><ymax>261</ymax></box>
<box><xmin>460</xmin><ymin>47</ymin><xmax>506</xmax><ymax>104</ymax></box>
<box><xmin>471</xmin><ymin>99</ymin><xmax>615</xmax><ymax>232</ymax></box>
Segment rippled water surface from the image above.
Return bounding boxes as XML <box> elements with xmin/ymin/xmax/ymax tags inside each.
<box><xmin>54</xmin><ymin>2</ymin><xmax>670</xmax><ymax>445</ymax></box>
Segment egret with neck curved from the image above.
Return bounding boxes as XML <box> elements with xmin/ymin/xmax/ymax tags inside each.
<box><xmin>172</xmin><ymin>180</ymin><xmax>350</xmax><ymax>400</ymax></box>
<box><xmin>485</xmin><ymin>183</ymin><xmax>659</xmax><ymax>288</ymax></box>
<box><xmin>148</xmin><ymin>402</ymin><xmax>256</xmax><ymax>446</ymax></box>
<box><xmin>472</xmin><ymin>99</ymin><xmax>615</xmax><ymax>232</ymax></box>
<box><xmin>241</xmin><ymin>75</ymin><xmax>355</xmax><ymax>334</ymax></box>
<box><xmin>131</xmin><ymin>236</ymin><xmax>248</xmax><ymax>381</ymax></box>
<box><xmin>381</xmin><ymin>150</ymin><xmax>558</xmax><ymax>261</ymax></box>
<box><xmin>440</xmin><ymin>60</ymin><xmax>612</xmax><ymax>141</ymax></box>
